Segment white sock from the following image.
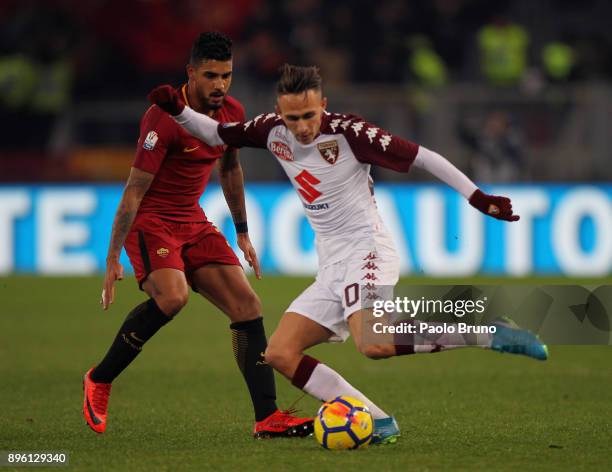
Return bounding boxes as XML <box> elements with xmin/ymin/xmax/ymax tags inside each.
<box><xmin>303</xmin><ymin>363</ymin><xmax>389</xmax><ymax>420</ymax></box>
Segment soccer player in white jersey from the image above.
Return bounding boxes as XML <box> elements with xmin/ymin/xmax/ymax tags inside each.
<box><xmin>148</xmin><ymin>64</ymin><xmax>548</xmax><ymax>444</ymax></box>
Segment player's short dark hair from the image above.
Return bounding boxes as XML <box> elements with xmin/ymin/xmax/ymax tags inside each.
<box><xmin>276</xmin><ymin>64</ymin><xmax>322</xmax><ymax>95</ymax></box>
<box><xmin>190</xmin><ymin>32</ymin><xmax>232</xmax><ymax>64</ymax></box>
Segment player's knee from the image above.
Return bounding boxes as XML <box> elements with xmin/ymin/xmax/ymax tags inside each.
<box><xmin>244</xmin><ymin>291</ymin><xmax>262</xmax><ymax>317</ymax></box>
<box><xmin>360</xmin><ymin>343</ymin><xmax>394</xmax><ymax>360</ymax></box>
<box><xmin>263</xmin><ymin>345</ymin><xmax>283</xmax><ymax>368</ymax></box>
<box><xmin>264</xmin><ymin>344</ymin><xmax>296</xmax><ymax>374</ymax></box>
<box><xmin>225</xmin><ymin>292</ymin><xmax>261</xmax><ymax>321</ymax></box>
<box><xmin>156</xmin><ymin>291</ymin><xmax>189</xmax><ymax>317</ymax></box>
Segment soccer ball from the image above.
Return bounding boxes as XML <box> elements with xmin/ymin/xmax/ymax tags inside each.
<box><xmin>314</xmin><ymin>396</ymin><xmax>373</xmax><ymax>450</ymax></box>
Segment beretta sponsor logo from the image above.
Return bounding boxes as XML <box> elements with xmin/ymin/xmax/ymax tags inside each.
<box><xmin>270</xmin><ymin>141</ymin><xmax>294</xmax><ymax>161</ymax></box>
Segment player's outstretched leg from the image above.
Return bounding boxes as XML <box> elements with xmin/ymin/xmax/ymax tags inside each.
<box><xmin>349</xmin><ymin>310</ymin><xmax>548</xmax><ymax>361</ymax></box>
<box><xmin>83</xmin><ymin>297</ymin><xmax>174</xmax><ymax>433</ymax></box>
<box><xmin>392</xmin><ymin>318</ymin><xmax>548</xmax><ymax>360</ymax></box>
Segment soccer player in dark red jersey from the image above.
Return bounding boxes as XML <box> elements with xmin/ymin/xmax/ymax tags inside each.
<box><xmin>82</xmin><ymin>33</ymin><xmax>312</xmax><ymax>438</ymax></box>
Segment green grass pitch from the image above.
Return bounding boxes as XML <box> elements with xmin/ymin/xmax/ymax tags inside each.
<box><xmin>1</xmin><ymin>276</ymin><xmax>611</xmax><ymax>471</ymax></box>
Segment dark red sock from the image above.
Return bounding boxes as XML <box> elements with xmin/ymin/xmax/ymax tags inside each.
<box><xmin>393</xmin><ymin>320</ymin><xmax>415</xmax><ymax>356</ymax></box>
<box><xmin>291</xmin><ymin>355</ymin><xmax>320</xmax><ymax>389</ymax></box>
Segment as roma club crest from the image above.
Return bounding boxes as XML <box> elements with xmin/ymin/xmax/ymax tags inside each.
<box><xmin>156</xmin><ymin>247</ymin><xmax>170</xmax><ymax>258</ymax></box>
<box><xmin>317</xmin><ymin>140</ymin><xmax>339</xmax><ymax>164</ymax></box>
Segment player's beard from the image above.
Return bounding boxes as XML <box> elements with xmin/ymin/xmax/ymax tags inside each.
<box><xmin>206</xmin><ymin>92</ymin><xmax>225</xmax><ymax>110</ymax></box>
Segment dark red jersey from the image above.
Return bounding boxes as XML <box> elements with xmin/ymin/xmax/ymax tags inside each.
<box><xmin>133</xmin><ymin>84</ymin><xmax>245</xmax><ymax>222</ymax></box>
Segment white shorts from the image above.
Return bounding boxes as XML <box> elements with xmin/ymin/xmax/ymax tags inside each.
<box><xmin>286</xmin><ymin>245</ymin><xmax>399</xmax><ymax>342</ymax></box>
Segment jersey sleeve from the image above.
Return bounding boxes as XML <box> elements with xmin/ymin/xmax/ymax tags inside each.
<box><xmin>216</xmin><ymin>113</ymin><xmax>280</xmax><ymax>149</ymax></box>
<box><xmin>340</xmin><ymin>117</ymin><xmax>419</xmax><ymax>172</ymax></box>
<box><xmin>225</xmin><ymin>99</ymin><xmax>246</xmax><ymax>154</ymax></box>
<box><xmin>133</xmin><ymin>106</ymin><xmax>177</xmax><ymax>175</ymax></box>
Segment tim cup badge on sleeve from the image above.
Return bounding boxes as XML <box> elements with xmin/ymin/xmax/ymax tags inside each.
<box><xmin>143</xmin><ymin>131</ymin><xmax>159</xmax><ymax>150</ymax></box>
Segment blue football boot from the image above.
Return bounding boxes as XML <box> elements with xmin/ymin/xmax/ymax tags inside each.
<box><xmin>371</xmin><ymin>416</ymin><xmax>400</xmax><ymax>445</ymax></box>
<box><xmin>491</xmin><ymin>317</ymin><xmax>548</xmax><ymax>360</ymax></box>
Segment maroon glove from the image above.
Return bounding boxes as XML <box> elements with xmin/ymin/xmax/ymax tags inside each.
<box><xmin>147</xmin><ymin>85</ymin><xmax>185</xmax><ymax>116</ymax></box>
<box><xmin>469</xmin><ymin>189</ymin><xmax>520</xmax><ymax>221</ymax></box>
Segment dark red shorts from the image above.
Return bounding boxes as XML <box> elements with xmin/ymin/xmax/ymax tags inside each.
<box><xmin>124</xmin><ymin>214</ymin><xmax>241</xmax><ymax>289</ymax></box>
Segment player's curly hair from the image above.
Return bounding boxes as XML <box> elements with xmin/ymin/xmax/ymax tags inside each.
<box><xmin>190</xmin><ymin>32</ymin><xmax>232</xmax><ymax>64</ymax></box>
<box><xmin>277</xmin><ymin>64</ymin><xmax>322</xmax><ymax>95</ymax></box>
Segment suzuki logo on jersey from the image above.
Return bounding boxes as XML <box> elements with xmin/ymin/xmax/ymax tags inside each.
<box><xmin>270</xmin><ymin>141</ymin><xmax>294</xmax><ymax>161</ymax></box>
<box><xmin>317</xmin><ymin>140</ymin><xmax>339</xmax><ymax>164</ymax></box>
<box><xmin>294</xmin><ymin>170</ymin><xmax>322</xmax><ymax>203</ymax></box>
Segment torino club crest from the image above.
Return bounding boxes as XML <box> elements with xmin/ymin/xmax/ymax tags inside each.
<box><xmin>317</xmin><ymin>140</ymin><xmax>339</xmax><ymax>164</ymax></box>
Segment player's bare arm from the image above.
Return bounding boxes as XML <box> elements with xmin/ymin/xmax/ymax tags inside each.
<box><xmin>101</xmin><ymin>167</ymin><xmax>154</xmax><ymax>309</ymax></box>
<box><xmin>218</xmin><ymin>148</ymin><xmax>261</xmax><ymax>278</ymax></box>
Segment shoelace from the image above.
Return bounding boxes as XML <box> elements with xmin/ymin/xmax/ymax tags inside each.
<box><xmin>258</xmin><ymin>394</ymin><xmax>309</xmax><ymax>426</ymax></box>
<box><xmin>282</xmin><ymin>393</ymin><xmax>306</xmax><ymax>415</ymax></box>
<box><xmin>92</xmin><ymin>383</ymin><xmax>111</xmax><ymax>412</ymax></box>
<box><xmin>277</xmin><ymin>407</ymin><xmax>300</xmax><ymax>418</ymax></box>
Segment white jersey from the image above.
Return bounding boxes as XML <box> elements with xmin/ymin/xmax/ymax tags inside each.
<box><xmin>174</xmin><ymin>105</ymin><xmax>479</xmax><ymax>338</ymax></box>
<box><xmin>216</xmin><ymin>111</ymin><xmax>420</xmax><ymax>266</ymax></box>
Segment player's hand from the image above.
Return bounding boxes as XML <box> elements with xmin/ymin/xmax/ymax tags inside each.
<box><xmin>101</xmin><ymin>258</ymin><xmax>124</xmax><ymax>310</ymax></box>
<box><xmin>469</xmin><ymin>189</ymin><xmax>520</xmax><ymax>221</ymax></box>
<box><xmin>148</xmin><ymin>85</ymin><xmax>185</xmax><ymax>116</ymax></box>
<box><xmin>237</xmin><ymin>233</ymin><xmax>262</xmax><ymax>279</ymax></box>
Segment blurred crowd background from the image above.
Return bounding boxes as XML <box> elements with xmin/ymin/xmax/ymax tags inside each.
<box><xmin>1</xmin><ymin>0</ymin><xmax>611</xmax><ymax>183</ymax></box>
